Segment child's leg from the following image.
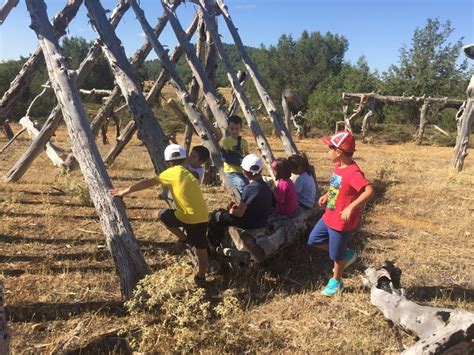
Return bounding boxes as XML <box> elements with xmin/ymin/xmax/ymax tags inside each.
<box><xmin>195</xmin><ymin>248</ymin><xmax>208</xmax><ymax>278</ymax></box>
<box><xmin>207</xmin><ymin>208</ymin><xmax>244</xmax><ymax>245</ymax></box>
<box><xmin>307</xmin><ymin>218</ymin><xmax>330</xmax><ymax>253</ymax></box>
<box><xmin>158</xmin><ymin>209</ymin><xmax>187</xmax><ymax>241</ymax></box>
<box><xmin>185</xmin><ymin>222</ymin><xmax>210</xmax><ymax>280</ymax></box>
<box><xmin>226</xmin><ymin>172</ymin><xmax>248</xmax><ymax>194</ymax></box>
<box><xmin>327</xmin><ymin>229</ymin><xmax>352</xmax><ymax>280</ymax></box>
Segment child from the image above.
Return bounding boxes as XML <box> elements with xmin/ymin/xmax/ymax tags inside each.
<box><xmin>221</xmin><ymin>115</ymin><xmax>250</xmax><ymax>194</ymax></box>
<box><xmin>207</xmin><ymin>154</ymin><xmax>274</xmax><ymax>245</ymax></box>
<box><xmin>185</xmin><ymin>145</ymin><xmax>210</xmax><ymax>182</ymax></box>
<box><xmin>288</xmin><ymin>153</ymin><xmax>321</xmax><ymax>209</ymax></box>
<box><xmin>307</xmin><ymin>131</ymin><xmax>374</xmax><ymax>296</ymax></box>
<box><xmin>271</xmin><ymin>158</ymin><xmax>298</xmax><ymax>215</ymax></box>
<box><xmin>110</xmin><ymin>144</ymin><xmax>210</xmax><ymax>287</ymax></box>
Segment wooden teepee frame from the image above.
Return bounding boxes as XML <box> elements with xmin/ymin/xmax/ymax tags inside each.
<box><xmin>2</xmin><ymin>0</ymin><xmax>300</xmax><ymax>298</ymax></box>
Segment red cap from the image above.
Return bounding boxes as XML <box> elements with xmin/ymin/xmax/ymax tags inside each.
<box><xmin>322</xmin><ymin>131</ymin><xmax>356</xmax><ymax>153</ymax></box>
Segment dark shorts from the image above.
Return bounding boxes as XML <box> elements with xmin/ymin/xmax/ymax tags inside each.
<box><xmin>158</xmin><ymin>209</ymin><xmax>209</xmax><ymax>249</ymax></box>
<box><xmin>307</xmin><ymin>218</ymin><xmax>353</xmax><ymax>261</ymax></box>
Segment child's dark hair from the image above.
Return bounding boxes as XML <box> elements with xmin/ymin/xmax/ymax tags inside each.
<box><xmin>192</xmin><ymin>145</ymin><xmax>210</xmax><ymax>163</ymax></box>
<box><xmin>168</xmin><ymin>158</ymin><xmax>186</xmax><ymax>166</ymax></box>
<box><xmin>288</xmin><ymin>153</ymin><xmax>311</xmax><ymax>175</ymax></box>
<box><xmin>228</xmin><ymin>115</ymin><xmax>243</xmax><ymax>126</ymax></box>
<box><xmin>271</xmin><ymin>158</ymin><xmax>291</xmax><ymax>180</ymax></box>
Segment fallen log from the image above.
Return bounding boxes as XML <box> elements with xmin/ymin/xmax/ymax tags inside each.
<box><xmin>363</xmin><ymin>261</ymin><xmax>474</xmax><ymax>354</ymax></box>
<box><xmin>342</xmin><ymin>92</ymin><xmax>464</xmax><ymax>108</ymax></box>
<box><xmin>225</xmin><ymin>206</ymin><xmax>322</xmax><ymax>263</ymax></box>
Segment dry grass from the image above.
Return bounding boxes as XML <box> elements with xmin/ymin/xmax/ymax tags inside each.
<box><xmin>0</xmin><ymin>121</ymin><xmax>473</xmax><ymax>353</ymax></box>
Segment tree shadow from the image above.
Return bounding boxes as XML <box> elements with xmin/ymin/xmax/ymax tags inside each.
<box><xmin>406</xmin><ymin>286</ymin><xmax>474</xmax><ymax>304</ymax></box>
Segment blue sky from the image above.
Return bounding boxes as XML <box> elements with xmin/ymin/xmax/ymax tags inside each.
<box><xmin>0</xmin><ymin>0</ymin><xmax>472</xmax><ymax>73</ymax></box>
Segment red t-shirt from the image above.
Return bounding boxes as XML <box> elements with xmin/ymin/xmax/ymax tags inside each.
<box><xmin>323</xmin><ymin>162</ymin><xmax>369</xmax><ymax>231</ymax></box>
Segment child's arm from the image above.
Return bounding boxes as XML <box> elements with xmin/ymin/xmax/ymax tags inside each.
<box><xmin>340</xmin><ymin>184</ymin><xmax>375</xmax><ymax>222</ymax></box>
<box><xmin>229</xmin><ymin>201</ymin><xmax>248</xmax><ymax>217</ymax></box>
<box><xmin>110</xmin><ymin>178</ymin><xmax>159</xmax><ymax>197</ymax></box>
<box><xmin>318</xmin><ymin>192</ymin><xmax>329</xmax><ymax>206</ymax></box>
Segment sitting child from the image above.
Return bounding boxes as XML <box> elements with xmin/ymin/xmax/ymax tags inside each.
<box><xmin>288</xmin><ymin>152</ymin><xmax>321</xmax><ymax>209</ymax></box>
<box><xmin>271</xmin><ymin>158</ymin><xmax>298</xmax><ymax>215</ymax></box>
<box><xmin>207</xmin><ymin>154</ymin><xmax>273</xmax><ymax>245</ymax></box>
<box><xmin>185</xmin><ymin>145</ymin><xmax>210</xmax><ymax>182</ymax></box>
<box><xmin>221</xmin><ymin>115</ymin><xmax>250</xmax><ymax>194</ymax></box>
<box><xmin>110</xmin><ymin>144</ymin><xmax>210</xmax><ymax>287</ymax></box>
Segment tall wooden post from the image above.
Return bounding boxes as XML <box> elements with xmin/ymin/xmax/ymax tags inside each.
<box><xmin>25</xmin><ymin>0</ymin><xmax>149</xmax><ymax>299</ymax></box>
<box><xmin>415</xmin><ymin>101</ymin><xmax>430</xmax><ymax>145</ymax></box>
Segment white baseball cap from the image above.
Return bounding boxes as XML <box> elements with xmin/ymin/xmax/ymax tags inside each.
<box><xmin>241</xmin><ymin>154</ymin><xmax>263</xmax><ymax>175</ymax></box>
<box><xmin>164</xmin><ymin>144</ymin><xmax>186</xmax><ymax>161</ymax></box>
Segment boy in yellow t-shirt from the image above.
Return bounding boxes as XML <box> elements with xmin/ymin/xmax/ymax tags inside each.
<box><xmin>110</xmin><ymin>144</ymin><xmax>209</xmax><ymax>287</ymax></box>
<box><xmin>221</xmin><ymin>115</ymin><xmax>250</xmax><ymax>193</ymax></box>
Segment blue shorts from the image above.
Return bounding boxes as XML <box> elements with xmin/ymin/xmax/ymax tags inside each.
<box><xmin>307</xmin><ymin>218</ymin><xmax>353</xmax><ymax>261</ymax></box>
<box><xmin>226</xmin><ymin>172</ymin><xmax>249</xmax><ymax>194</ymax></box>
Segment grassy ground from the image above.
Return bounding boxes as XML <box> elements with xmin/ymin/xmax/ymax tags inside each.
<box><xmin>0</xmin><ymin>117</ymin><xmax>473</xmax><ymax>352</ymax></box>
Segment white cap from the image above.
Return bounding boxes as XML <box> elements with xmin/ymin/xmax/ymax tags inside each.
<box><xmin>241</xmin><ymin>154</ymin><xmax>263</xmax><ymax>175</ymax></box>
<box><xmin>164</xmin><ymin>144</ymin><xmax>186</xmax><ymax>161</ymax></box>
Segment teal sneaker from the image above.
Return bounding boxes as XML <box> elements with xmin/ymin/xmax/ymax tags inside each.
<box><xmin>321</xmin><ymin>278</ymin><xmax>343</xmax><ymax>296</ymax></box>
<box><xmin>333</xmin><ymin>249</ymin><xmax>357</xmax><ymax>272</ymax></box>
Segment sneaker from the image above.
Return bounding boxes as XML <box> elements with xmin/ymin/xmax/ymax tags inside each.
<box><xmin>332</xmin><ymin>249</ymin><xmax>357</xmax><ymax>272</ymax></box>
<box><xmin>321</xmin><ymin>278</ymin><xmax>343</xmax><ymax>296</ymax></box>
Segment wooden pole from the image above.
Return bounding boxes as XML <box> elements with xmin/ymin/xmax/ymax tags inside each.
<box><xmin>1</xmin><ymin>119</ymin><xmax>14</xmax><ymax>139</ymax></box>
<box><xmin>0</xmin><ymin>127</ymin><xmax>26</xmax><ymax>154</ymax></box>
<box><xmin>415</xmin><ymin>101</ymin><xmax>430</xmax><ymax>145</ymax></box>
<box><xmin>129</xmin><ymin>0</ymin><xmax>240</xmax><ymax>202</ymax></box>
<box><xmin>342</xmin><ymin>92</ymin><xmax>463</xmax><ymax>108</ymax></box>
<box><xmin>85</xmin><ymin>0</ymin><xmax>170</xmax><ymax>173</ymax></box>
<box><xmin>4</xmin><ymin>0</ymin><xmax>130</xmax><ymax>182</ymax></box>
<box><xmin>452</xmin><ymin>75</ymin><xmax>474</xmax><ymax>171</ymax></box>
<box><xmin>228</xmin><ymin>71</ymin><xmax>247</xmax><ymax>116</ymax></box>
<box><xmin>216</xmin><ymin>0</ymin><xmax>299</xmax><ymax>156</ymax></box>
<box><xmin>25</xmin><ymin>0</ymin><xmax>149</xmax><ymax>299</ymax></box>
<box><xmin>166</xmin><ymin>99</ymin><xmax>195</xmax><ymax>154</ymax></box>
<box><xmin>0</xmin><ymin>0</ymin><xmax>19</xmax><ymax>25</ymax></box>
<box><xmin>197</xmin><ymin>1</ymin><xmax>275</xmax><ymax>173</ymax></box>
<box><xmin>361</xmin><ymin>110</ymin><xmax>373</xmax><ymax>141</ymax></box>
<box><xmin>0</xmin><ymin>0</ymin><xmax>83</xmax><ymax>128</ymax></box>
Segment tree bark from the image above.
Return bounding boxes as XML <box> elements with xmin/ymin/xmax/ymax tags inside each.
<box><xmin>363</xmin><ymin>262</ymin><xmax>474</xmax><ymax>354</ymax></box>
<box><xmin>85</xmin><ymin>0</ymin><xmax>170</xmax><ymax>174</ymax></box>
<box><xmin>227</xmin><ymin>71</ymin><xmax>247</xmax><ymax>116</ymax></box>
<box><xmin>4</xmin><ymin>0</ymin><xmax>130</xmax><ymax>182</ymax></box>
<box><xmin>198</xmin><ymin>1</ymin><xmax>275</xmax><ymax>174</ymax></box>
<box><xmin>101</xmin><ymin>14</ymin><xmax>199</xmax><ymax>166</ymax></box>
<box><xmin>342</xmin><ymin>92</ymin><xmax>464</xmax><ymax>108</ymax></box>
<box><xmin>281</xmin><ymin>91</ymin><xmax>292</xmax><ymax>132</ymax></box>
<box><xmin>0</xmin><ymin>0</ymin><xmax>19</xmax><ymax>25</ymax></box>
<box><xmin>25</xmin><ymin>0</ymin><xmax>149</xmax><ymax>300</ymax></box>
<box><xmin>0</xmin><ymin>0</ymin><xmax>83</xmax><ymax>128</ymax></box>
<box><xmin>361</xmin><ymin>110</ymin><xmax>374</xmax><ymax>141</ymax></box>
<box><xmin>415</xmin><ymin>101</ymin><xmax>430</xmax><ymax>145</ymax></box>
<box><xmin>129</xmin><ymin>0</ymin><xmax>240</xmax><ymax>202</ymax></box>
<box><xmin>452</xmin><ymin>75</ymin><xmax>474</xmax><ymax>171</ymax></box>
<box><xmin>216</xmin><ymin>0</ymin><xmax>298</xmax><ymax>156</ymax></box>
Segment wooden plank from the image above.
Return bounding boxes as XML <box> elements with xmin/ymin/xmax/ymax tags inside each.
<box><xmin>25</xmin><ymin>0</ymin><xmax>149</xmax><ymax>299</ymax></box>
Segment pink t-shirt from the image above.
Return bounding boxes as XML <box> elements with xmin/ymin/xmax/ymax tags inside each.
<box><xmin>323</xmin><ymin>162</ymin><xmax>369</xmax><ymax>231</ymax></box>
<box><xmin>274</xmin><ymin>178</ymin><xmax>298</xmax><ymax>215</ymax></box>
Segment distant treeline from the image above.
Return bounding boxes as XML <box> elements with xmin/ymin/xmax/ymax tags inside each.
<box><xmin>0</xmin><ymin>18</ymin><xmax>471</xmax><ymax>131</ymax></box>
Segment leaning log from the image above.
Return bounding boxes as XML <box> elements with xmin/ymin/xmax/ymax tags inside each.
<box><xmin>216</xmin><ymin>0</ymin><xmax>299</xmax><ymax>156</ymax></box>
<box><xmin>166</xmin><ymin>98</ymin><xmax>195</xmax><ymax>153</ymax></box>
<box><xmin>0</xmin><ymin>0</ymin><xmax>83</xmax><ymax>127</ymax></box>
<box><xmin>0</xmin><ymin>0</ymin><xmax>19</xmax><ymax>25</ymax></box>
<box><xmin>4</xmin><ymin>0</ymin><xmax>130</xmax><ymax>182</ymax></box>
<box><xmin>452</xmin><ymin>75</ymin><xmax>474</xmax><ymax>171</ymax></box>
<box><xmin>26</xmin><ymin>0</ymin><xmax>149</xmax><ymax>299</ymax></box>
<box><xmin>228</xmin><ymin>71</ymin><xmax>247</xmax><ymax>116</ymax></box>
<box><xmin>198</xmin><ymin>1</ymin><xmax>275</xmax><ymax>175</ymax></box>
<box><xmin>226</xmin><ymin>207</ymin><xmax>321</xmax><ymax>263</ymax></box>
<box><xmin>129</xmin><ymin>0</ymin><xmax>240</xmax><ymax>202</ymax></box>
<box><xmin>363</xmin><ymin>262</ymin><xmax>474</xmax><ymax>354</ymax></box>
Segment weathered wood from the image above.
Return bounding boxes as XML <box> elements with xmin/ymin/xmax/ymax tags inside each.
<box><xmin>85</xmin><ymin>0</ymin><xmax>171</xmax><ymax>174</ymax></box>
<box><xmin>0</xmin><ymin>127</ymin><xmax>26</xmax><ymax>154</ymax></box>
<box><xmin>0</xmin><ymin>0</ymin><xmax>83</xmax><ymax>127</ymax></box>
<box><xmin>161</xmin><ymin>0</ymin><xmax>230</xmax><ymax>138</ymax></box>
<box><xmin>0</xmin><ymin>0</ymin><xmax>19</xmax><ymax>25</ymax></box>
<box><xmin>129</xmin><ymin>0</ymin><xmax>240</xmax><ymax>202</ymax></box>
<box><xmin>26</xmin><ymin>0</ymin><xmax>149</xmax><ymax>299</ymax></box>
<box><xmin>216</xmin><ymin>0</ymin><xmax>299</xmax><ymax>156</ymax></box>
<box><xmin>415</xmin><ymin>101</ymin><xmax>430</xmax><ymax>145</ymax></box>
<box><xmin>282</xmin><ymin>91</ymin><xmax>292</xmax><ymax>132</ymax></box>
<box><xmin>432</xmin><ymin>124</ymin><xmax>450</xmax><ymax>137</ymax></box>
<box><xmin>227</xmin><ymin>207</ymin><xmax>321</xmax><ymax>263</ymax></box>
<box><xmin>166</xmin><ymin>98</ymin><xmax>195</xmax><ymax>153</ymax></box>
<box><xmin>342</xmin><ymin>92</ymin><xmax>464</xmax><ymax>108</ymax></box>
<box><xmin>363</xmin><ymin>262</ymin><xmax>474</xmax><ymax>354</ymax></box>
<box><xmin>102</xmin><ymin>14</ymin><xmax>199</xmax><ymax>166</ymax></box>
<box><xmin>198</xmin><ymin>0</ymin><xmax>276</xmax><ymax>175</ymax></box>
<box><xmin>0</xmin><ymin>281</ymin><xmax>9</xmax><ymax>354</ymax></box>
<box><xmin>361</xmin><ymin>110</ymin><xmax>373</xmax><ymax>141</ymax></box>
<box><xmin>452</xmin><ymin>75</ymin><xmax>474</xmax><ymax>171</ymax></box>
<box><xmin>228</xmin><ymin>70</ymin><xmax>247</xmax><ymax>116</ymax></box>
<box><xmin>4</xmin><ymin>0</ymin><xmax>130</xmax><ymax>182</ymax></box>
<box><xmin>1</xmin><ymin>119</ymin><xmax>14</xmax><ymax>139</ymax></box>
<box><xmin>79</xmin><ymin>88</ymin><xmax>113</xmax><ymax>96</ymax></box>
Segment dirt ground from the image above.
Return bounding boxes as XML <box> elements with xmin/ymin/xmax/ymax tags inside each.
<box><xmin>1</xmin><ymin>122</ymin><xmax>473</xmax><ymax>353</ymax></box>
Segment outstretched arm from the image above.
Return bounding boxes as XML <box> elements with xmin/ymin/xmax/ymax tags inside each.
<box><xmin>110</xmin><ymin>178</ymin><xmax>159</xmax><ymax>197</ymax></box>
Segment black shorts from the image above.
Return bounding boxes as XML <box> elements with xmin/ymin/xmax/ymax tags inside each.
<box><xmin>158</xmin><ymin>209</ymin><xmax>209</xmax><ymax>249</ymax></box>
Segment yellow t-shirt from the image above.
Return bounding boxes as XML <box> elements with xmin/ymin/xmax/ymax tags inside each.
<box><xmin>157</xmin><ymin>165</ymin><xmax>209</xmax><ymax>224</ymax></box>
<box><xmin>221</xmin><ymin>136</ymin><xmax>249</xmax><ymax>173</ymax></box>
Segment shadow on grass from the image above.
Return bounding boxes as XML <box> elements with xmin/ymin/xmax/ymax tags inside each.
<box><xmin>407</xmin><ymin>285</ymin><xmax>474</xmax><ymax>304</ymax></box>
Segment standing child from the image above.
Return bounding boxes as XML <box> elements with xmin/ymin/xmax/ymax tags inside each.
<box><xmin>271</xmin><ymin>158</ymin><xmax>298</xmax><ymax>215</ymax></box>
<box><xmin>307</xmin><ymin>131</ymin><xmax>374</xmax><ymax>296</ymax></box>
<box><xmin>288</xmin><ymin>153</ymin><xmax>321</xmax><ymax>209</ymax></box>
<box><xmin>110</xmin><ymin>144</ymin><xmax>210</xmax><ymax>287</ymax></box>
<box><xmin>221</xmin><ymin>115</ymin><xmax>250</xmax><ymax>194</ymax></box>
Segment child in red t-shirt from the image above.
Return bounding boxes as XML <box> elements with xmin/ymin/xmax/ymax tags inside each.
<box><xmin>272</xmin><ymin>158</ymin><xmax>298</xmax><ymax>215</ymax></box>
<box><xmin>307</xmin><ymin>131</ymin><xmax>374</xmax><ymax>296</ymax></box>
